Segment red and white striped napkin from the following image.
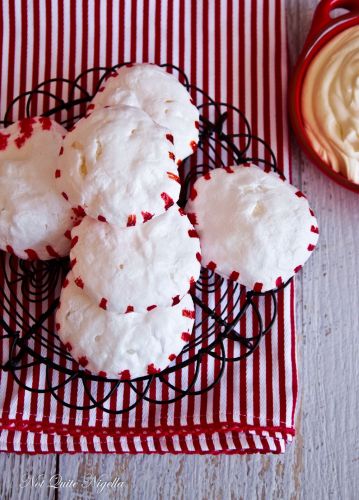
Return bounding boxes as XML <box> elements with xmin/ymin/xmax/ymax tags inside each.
<box><xmin>0</xmin><ymin>0</ymin><xmax>297</xmax><ymax>454</ymax></box>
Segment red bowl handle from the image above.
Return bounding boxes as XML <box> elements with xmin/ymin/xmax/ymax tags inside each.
<box><xmin>304</xmin><ymin>0</ymin><xmax>359</xmax><ymax>51</ymax></box>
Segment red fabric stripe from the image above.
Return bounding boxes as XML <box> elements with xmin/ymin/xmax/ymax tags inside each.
<box><xmin>166</xmin><ymin>0</ymin><xmax>173</xmax><ymax>68</ymax></box>
<box><xmin>106</xmin><ymin>1</ymin><xmax>113</xmax><ymax>67</ymax></box>
<box><xmin>55</xmin><ymin>0</ymin><xmax>64</xmax><ymax>122</ymax></box>
<box><xmin>130</xmin><ymin>0</ymin><xmax>137</xmax><ymax>62</ymax></box>
<box><xmin>154</xmin><ymin>0</ymin><xmax>161</xmax><ymax>63</ymax></box>
<box><xmin>290</xmin><ymin>282</ymin><xmax>297</xmax><ymax>425</ymax></box>
<box><xmin>252</xmin><ymin>297</ymin><xmax>261</xmax><ymax>427</ymax></box>
<box><xmin>18</xmin><ymin>0</ymin><xmax>28</xmax><ymax>118</ymax></box>
<box><xmin>6</xmin><ymin>0</ymin><xmax>16</xmax><ymax>114</ymax></box>
<box><xmin>277</xmin><ymin>291</ymin><xmax>287</xmax><ymax>425</ymax></box>
<box><xmin>275</xmin><ymin>0</ymin><xmax>284</xmax><ymax>174</ymax></box>
<box><xmin>94</xmin><ymin>0</ymin><xmax>101</xmax><ymax>87</ymax></box>
<box><xmin>142</xmin><ymin>0</ymin><xmax>149</xmax><ymax>62</ymax></box>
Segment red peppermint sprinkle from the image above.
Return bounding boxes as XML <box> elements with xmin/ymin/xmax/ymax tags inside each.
<box><xmin>5</xmin><ymin>245</ymin><xmax>14</xmax><ymax>254</ymax></box>
<box><xmin>87</xmin><ymin>104</ymin><xmax>95</xmax><ymax>111</ymax></box>
<box><xmin>61</xmin><ymin>192</ymin><xmax>69</xmax><ymax>201</ymax></box>
<box><xmin>168</xmin><ymin>151</ymin><xmax>176</xmax><ymax>161</ymax></box>
<box><xmin>39</xmin><ymin>116</ymin><xmax>52</xmax><ymax>130</ymax></box>
<box><xmin>99</xmin><ymin>298</ymin><xmax>107</xmax><ymax>310</ymax></box>
<box><xmin>141</xmin><ymin>211</ymin><xmax>154</xmax><ymax>222</ymax></box>
<box><xmin>182</xmin><ymin>309</ymin><xmax>195</xmax><ymax>319</ymax></box>
<box><xmin>181</xmin><ymin>332</ymin><xmax>192</xmax><ymax>342</ymax></box>
<box><xmin>311</xmin><ymin>225</ymin><xmax>319</xmax><ymax>234</ymax></box>
<box><xmin>295</xmin><ymin>191</ymin><xmax>305</xmax><ymax>198</ymax></box>
<box><xmin>168</xmin><ymin>354</ymin><xmax>176</xmax><ymax>361</ymax></box>
<box><xmin>207</xmin><ymin>261</ymin><xmax>217</xmax><ymax>271</ymax></box>
<box><xmin>99</xmin><ymin>86</ymin><xmax>105</xmax><ymax>92</ymax></box>
<box><xmin>307</xmin><ymin>244</ymin><xmax>315</xmax><ymax>251</ymax></box>
<box><xmin>253</xmin><ymin>282</ymin><xmax>263</xmax><ymax>293</ymax></box>
<box><xmin>190</xmin><ymin>187</ymin><xmax>198</xmax><ymax>200</ymax></box>
<box><xmin>65</xmin><ymin>342</ymin><xmax>72</xmax><ymax>351</ymax></box>
<box><xmin>15</xmin><ymin>135</ymin><xmax>26</xmax><ymax>148</ymax></box>
<box><xmin>194</xmin><ymin>121</ymin><xmax>200</xmax><ymax>129</ymax></box>
<box><xmin>70</xmin><ymin>258</ymin><xmax>77</xmax><ymax>269</ymax></box>
<box><xmin>46</xmin><ymin>245</ymin><xmax>60</xmax><ymax>258</ymax></box>
<box><xmin>78</xmin><ymin>356</ymin><xmax>88</xmax><ymax>367</ymax></box>
<box><xmin>294</xmin><ymin>265</ymin><xmax>302</xmax><ymax>273</ymax></box>
<box><xmin>178</xmin><ymin>207</ymin><xmax>185</xmax><ymax>216</ymax></box>
<box><xmin>125</xmin><ymin>305</ymin><xmax>134</xmax><ymax>313</ymax></box>
<box><xmin>204</xmin><ymin>172</ymin><xmax>211</xmax><ymax>180</ymax></box>
<box><xmin>59</xmin><ymin>146</ymin><xmax>64</xmax><ymax>156</ymax></box>
<box><xmin>127</xmin><ymin>214</ymin><xmax>137</xmax><ymax>227</ymax></box>
<box><xmin>190</xmin><ymin>140</ymin><xmax>198</xmax><ymax>152</ymax></box>
<box><xmin>309</xmin><ymin>208</ymin><xmax>315</xmax><ymax>217</ymax></box>
<box><xmin>187</xmin><ymin>212</ymin><xmax>198</xmax><ymax>225</ymax></box>
<box><xmin>0</xmin><ymin>132</ymin><xmax>10</xmax><ymax>150</ymax></box>
<box><xmin>147</xmin><ymin>305</ymin><xmax>157</xmax><ymax>311</ymax></box>
<box><xmin>97</xmin><ymin>215</ymin><xmax>107</xmax><ymax>222</ymax></box>
<box><xmin>14</xmin><ymin>118</ymin><xmax>36</xmax><ymax>148</ymax></box>
<box><xmin>172</xmin><ymin>295</ymin><xmax>180</xmax><ymax>306</ymax></box>
<box><xmin>196</xmin><ymin>252</ymin><xmax>202</xmax><ymax>262</ymax></box>
<box><xmin>98</xmin><ymin>371</ymin><xmax>107</xmax><ymax>378</ymax></box>
<box><xmin>189</xmin><ymin>276</ymin><xmax>196</xmax><ymax>288</ymax></box>
<box><xmin>70</xmin><ymin>236</ymin><xmax>79</xmax><ymax>248</ymax></box>
<box><xmin>55</xmin><ymin>323</ymin><xmax>60</xmax><ymax>331</ymax></box>
<box><xmin>120</xmin><ymin>369</ymin><xmax>131</xmax><ymax>380</ymax></box>
<box><xmin>24</xmin><ymin>248</ymin><xmax>39</xmax><ymax>260</ymax></box>
<box><xmin>147</xmin><ymin>364</ymin><xmax>161</xmax><ymax>375</ymax></box>
<box><xmin>62</xmin><ymin>278</ymin><xmax>69</xmax><ymax>288</ymax></box>
<box><xmin>161</xmin><ymin>192</ymin><xmax>174</xmax><ymax>210</ymax></box>
<box><xmin>19</xmin><ymin>117</ymin><xmax>36</xmax><ymax>136</ymax></box>
<box><xmin>74</xmin><ymin>277</ymin><xmax>84</xmax><ymax>289</ymax></box>
<box><xmin>229</xmin><ymin>271</ymin><xmax>240</xmax><ymax>281</ymax></box>
<box><xmin>167</xmin><ymin>171</ymin><xmax>181</xmax><ymax>183</ymax></box>
<box><xmin>275</xmin><ymin>277</ymin><xmax>283</xmax><ymax>288</ymax></box>
<box><xmin>188</xmin><ymin>229</ymin><xmax>199</xmax><ymax>238</ymax></box>
<box><xmin>72</xmin><ymin>206</ymin><xmax>86</xmax><ymax>218</ymax></box>
<box><xmin>64</xmin><ymin>230</ymin><xmax>71</xmax><ymax>240</ymax></box>
<box><xmin>166</xmin><ymin>133</ymin><xmax>174</xmax><ymax>144</ymax></box>
<box><xmin>55</xmin><ymin>169</ymin><xmax>61</xmax><ymax>178</ymax></box>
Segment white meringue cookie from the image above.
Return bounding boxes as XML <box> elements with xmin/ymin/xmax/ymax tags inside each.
<box><xmin>56</xmin><ymin>105</ymin><xmax>180</xmax><ymax>227</ymax></box>
<box><xmin>185</xmin><ymin>164</ymin><xmax>319</xmax><ymax>292</ymax></box>
<box><xmin>70</xmin><ymin>205</ymin><xmax>201</xmax><ymax>313</ymax></box>
<box><xmin>0</xmin><ymin>117</ymin><xmax>74</xmax><ymax>260</ymax></box>
<box><xmin>92</xmin><ymin>63</ymin><xmax>199</xmax><ymax>162</ymax></box>
<box><xmin>56</xmin><ymin>272</ymin><xmax>195</xmax><ymax>379</ymax></box>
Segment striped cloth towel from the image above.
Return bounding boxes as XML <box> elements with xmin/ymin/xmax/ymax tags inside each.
<box><xmin>0</xmin><ymin>0</ymin><xmax>297</xmax><ymax>454</ymax></box>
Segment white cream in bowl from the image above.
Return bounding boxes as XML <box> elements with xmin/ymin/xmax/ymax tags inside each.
<box><xmin>302</xmin><ymin>26</ymin><xmax>359</xmax><ymax>184</ymax></box>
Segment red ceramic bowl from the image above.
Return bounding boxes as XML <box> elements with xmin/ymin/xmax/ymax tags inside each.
<box><xmin>289</xmin><ymin>0</ymin><xmax>359</xmax><ymax>194</ymax></box>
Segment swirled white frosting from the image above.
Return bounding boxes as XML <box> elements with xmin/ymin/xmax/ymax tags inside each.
<box><xmin>302</xmin><ymin>26</ymin><xmax>359</xmax><ymax>184</ymax></box>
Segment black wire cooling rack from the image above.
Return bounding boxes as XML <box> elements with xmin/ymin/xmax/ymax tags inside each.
<box><xmin>0</xmin><ymin>64</ymin><xmax>291</xmax><ymax>414</ymax></box>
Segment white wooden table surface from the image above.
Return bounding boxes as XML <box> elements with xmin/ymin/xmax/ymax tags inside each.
<box><xmin>1</xmin><ymin>1</ymin><xmax>358</xmax><ymax>499</ymax></box>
